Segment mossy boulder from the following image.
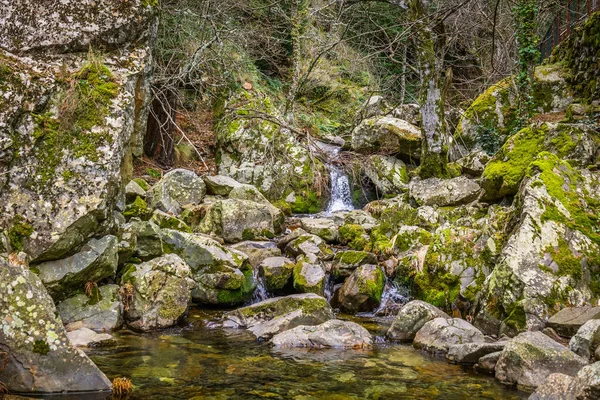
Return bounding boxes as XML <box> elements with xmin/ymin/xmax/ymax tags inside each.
<box><xmin>149</xmin><ymin>169</ymin><xmax>207</xmax><ymax>216</ymax></box>
<box><xmin>364</xmin><ymin>155</ymin><xmax>409</xmax><ymax>195</ymax></box>
<box><xmin>299</xmin><ymin>217</ymin><xmax>338</xmax><ymax>243</ymax></box>
<box><xmin>410</xmin><ymin>176</ymin><xmax>481</xmax><ymax>207</ymax></box>
<box><xmin>0</xmin><ymin>260</ymin><xmax>111</xmax><ymax>393</ymax></box>
<box><xmin>124</xmin><ymin>254</ymin><xmax>195</xmax><ymax>331</ymax></box>
<box><xmin>260</xmin><ymin>256</ymin><xmax>295</xmax><ymax>293</ymax></box>
<box><xmin>481</xmin><ymin>122</ymin><xmax>599</xmax><ymax>202</ymax></box>
<box><xmin>336</xmin><ymin>264</ymin><xmax>385</xmax><ymax>313</ymax></box>
<box><xmin>223</xmin><ymin>293</ymin><xmax>334</xmax><ymax>340</ymax></box>
<box><xmin>284</xmin><ymin>233</ymin><xmax>334</xmax><ymax>261</ymax></box>
<box><xmin>56</xmin><ymin>284</ymin><xmax>122</xmax><ymax>332</ymax></box>
<box><xmin>150</xmin><ymin>209</ymin><xmax>192</xmax><ymax>233</ymax></box>
<box><xmin>331</xmin><ymin>250</ymin><xmax>377</xmax><ymax>280</ymax></box>
<box><xmin>36</xmin><ymin>235</ymin><xmax>118</xmax><ymax>301</ymax></box>
<box><xmin>351</xmin><ymin>116</ymin><xmax>421</xmax><ymax>160</ymax></box>
<box><xmin>475</xmin><ymin>153</ymin><xmax>600</xmax><ymax>336</ymax></box>
<box><xmin>293</xmin><ymin>255</ymin><xmax>327</xmax><ymax>296</ymax></box>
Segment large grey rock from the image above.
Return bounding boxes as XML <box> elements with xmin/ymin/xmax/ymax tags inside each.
<box><xmin>284</xmin><ymin>233</ymin><xmax>333</xmax><ymax>261</ymax></box>
<box><xmin>227</xmin><ymin>184</ymin><xmax>285</xmax><ymax>232</ymax></box>
<box><xmin>57</xmin><ymin>284</ymin><xmax>122</xmax><ymax>332</ymax></box>
<box><xmin>413</xmin><ymin>318</ymin><xmax>485</xmax><ymax>354</ymax></box>
<box><xmin>299</xmin><ymin>218</ymin><xmax>338</xmax><ymax>243</ymax></box>
<box><xmin>351</xmin><ymin>116</ymin><xmax>421</xmax><ymax>160</ymax></box>
<box><xmin>198</xmin><ymin>199</ymin><xmax>276</xmax><ymax>243</ymax></box>
<box><xmin>529</xmin><ymin>373</ymin><xmax>576</xmax><ymax>400</ymax></box>
<box><xmin>260</xmin><ymin>257</ymin><xmax>295</xmax><ymax>292</ymax></box>
<box><xmin>124</xmin><ymin>254</ymin><xmax>195</xmax><ymax>331</ymax></box>
<box><xmin>66</xmin><ymin>328</ymin><xmax>115</xmax><ymax>348</ymax></box>
<box><xmin>271</xmin><ymin>319</ymin><xmax>372</xmax><ymax>348</ymax></box>
<box><xmin>231</xmin><ymin>241</ymin><xmax>281</xmax><ymax>267</ymax></box>
<box><xmin>125</xmin><ymin>180</ymin><xmax>147</xmax><ymax>202</ymax></box>
<box><xmin>149</xmin><ymin>169</ymin><xmax>206</xmax><ymax>215</ymax></box>
<box><xmin>36</xmin><ymin>235</ymin><xmax>118</xmax><ymax>301</ymax></box>
<box><xmin>223</xmin><ymin>293</ymin><xmax>334</xmax><ymax>340</ymax></box>
<box><xmin>569</xmin><ymin>319</ymin><xmax>600</xmax><ymax>359</ymax></box>
<box><xmin>567</xmin><ymin>361</ymin><xmax>600</xmax><ymax>399</ymax></box>
<box><xmin>475</xmin><ymin>351</ymin><xmax>502</xmax><ymax>374</ymax></box>
<box><xmin>387</xmin><ymin>300</ymin><xmax>450</xmax><ymax>342</ymax></box>
<box><xmin>127</xmin><ymin>220</ymin><xmax>164</xmax><ymax>260</ymax></box>
<box><xmin>203</xmin><ymin>175</ymin><xmax>242</xmax><ymax>196</ymax></box>
<box><xmin>150</xmin><ymin>209</ymin><xmax>192</xmax><ymax>233</ymax></box>
<box><xmin>337</xmin><ymin>264</ymin><xmax>385</xmax><ymax>313</ymax></box>
<box><xmin>0</xmin><ymin>261</ymin><xmax>111</xmax><ymax>393</ymax></box>
<box><xmin>548</xmin><ymin>307</ymin><xmax>600</xmax><ymax>338</ymax></box>
<box><xmin>495</xmin><ymin>331</ymin><xmax>588</xmax><ymax>390</ymax></box>
<box><xmin>409</xmin><ymin>176</ymin><xmax>481</xmax><ymax>207</ymax></box>
<box><xmin>364</xmin><ymin>155</ymin><xmax>409</xmax><ymax>195</ymax></box>
<box><xmin>331</xmin><ymin>250</ymin><xmax>377</xmax><ymax>280</ymax></box>
<box><xmin>446</xmin><ymin>341</ymin><xmax>507</xmax><ymax>365</ymax></box>
<box><xmin>292</xmin><ymin>255</ymin><xmax>327</xmax><ymax>296</ymax></box>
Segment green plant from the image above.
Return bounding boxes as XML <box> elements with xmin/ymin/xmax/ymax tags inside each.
<box><xmin>476</xmin><ymin>122</ymin><xmax>502</xmax><ymax>155</ymax></box>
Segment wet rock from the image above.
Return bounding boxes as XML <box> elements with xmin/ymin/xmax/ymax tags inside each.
<box><xmin>223</xmin><ymin>293</ymin><xmax>334</xmax><ymax>340</ymax></box>
<box><xmin>446</xmin><ymin>341</ymin><xmax>507</xmax><ymax>365</ymax></box>
<box><xmin>337</xmin><ymin>264</ymin><xmax>385</xmax><ymax>313</ymax></box>
<box><xmin>293</xmin><ymin>255</ymin><xmax>327</xmax><ymax>295</ymax></box>
<box><xmin>198</xmin><ymin>199</ymin><xmax>277</xmax><ymax>243</ymax></box>
<box><xmin>387</xmin><ymin>300</ymin><xmax>450</xmax><ymax>342</ymax></box>
<box><xmin>569</xmin><ymin>320</ymin><xmax>600</xmax><ymax>359</ymax></box>
<box><xmin>529</xmin><ymin>373</ymin><xmax>575</xmax><ymax>400</ymax></box>
<box><xmin>284</xmin><ymin>233</ymin><xmax>334</xmax><ymax>261</ymax></box>
<box><xmin>0</xmin><ymin>261</ymin><xmax>111</xmax><ymax>393</ymax></box>
<box><xmin>475</xmin><ymin>351</ymin><xmax>502</xmax><ymax>374</ymax></box>
<box><xmin>203</xmin><ymin>175</ymin><xmax>242</xmax><ymax>196</ymax></box>
<box><xmin>124</xmin><ymin>254</ymin><xmax>195</xmax><ymax>331</ymax></box>
<box><xmin>351</xmin><ymin>116</ymin><xmax>421</xmax><ymax>160</ymax></box>
<box><xmin>409</xmin><ymin>176</ymin><xmax>481</xmax><ymax>207</ymax></box>
<box><xmin>548</xmin><ymin>307</ymin><xmax>600</xmax><ymax>338</ymax></box>
<box><xmin>331</xmin><ymin>250</ymin><xmax>378</xmax><ymax>280</ymax></box>
<box><xmin>364</xmin><ymin>155</ymin><xmax>409</xmax><ymax>195</ymax></box>
<box><xmin>149</xmin><ymin>169</ymin><xmax>206</xmax><ymax>215</ymax></box>
<box><xmin>495</xmin><ymin>331</ymin><xmax>588</xmax><ymax>390</ymax></box>
<box><xmin>66</xmin><ymin>328</ymin><xmax>115</xmax><ymax>348</ymax></box>
<box><xmin>299</xmin><ymin>218</ymin><xmax>338</xmax><ymax>243</ymax></box>
<box><xmin>271</xmin><ymin>319</ymin><xmax>372</xmax><ymax>348</ymax></box>
<box><xmin>37</xmin><ymin>235</ymin><xmax>118</xmax><ymax>301</ymax></box>
<box><xmin>260</xmin><ymin>257</ymin><xmax>295</xmax><ymax>292</ymax></box>
<box><xmin>413</xmin><ymin>318</ymin><xmax>485</xmax><ymax>354</ymax></box>
<box><xmin>231</xmin><ymin>241</ymin><xmax>282</xmax><ymax>267</ymax></box>
<box><xmin>57</xmin><ymin>284</ymin><xmax>122</xmax><ymax>332</ymax></box>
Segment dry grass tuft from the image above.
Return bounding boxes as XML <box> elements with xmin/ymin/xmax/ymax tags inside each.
<box><xmin>119</xmin><ymin>283</ymin><xmax>134</xmax><ymax>312</ymax></box>
<box><xmin>112</xmin><ymin>377</ymin><xmax>134</xmax><ymax>399</ymax></box>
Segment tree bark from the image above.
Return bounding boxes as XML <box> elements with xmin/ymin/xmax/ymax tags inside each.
<box><xmin>285</xmin><ymin>0</ymin><xmax>309</xmax><ymax>123</ymax></box>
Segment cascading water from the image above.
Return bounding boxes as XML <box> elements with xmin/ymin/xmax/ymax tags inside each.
<box><xmin>374</xmin><ymin>281</ymin><xmax>409</xmax><ymax>316</ymax></box>
<box><xmin>315</xmin><ymin>142</ymin><xmax>354</xmax><ymax>214</ymax></box>
<box><xmin>251</xmin><ymin>269</ymin><xmax>269</xmax><ymax>304</ymax></box>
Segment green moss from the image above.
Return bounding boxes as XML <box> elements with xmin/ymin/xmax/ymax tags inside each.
<box><xmin>543</xmin><ymin>238</ymin><xmax>583</xmax><ymax>280</ymax></box>
<box><xmin>142</xmin><ymin>0</ymin><xmax>159</xmax><ymax>7</ymax></box>
<box><xmin>216</xmin><ymin>268</ymin><xmax>255</xmax><ymax>305</ymax></box>
<box><xmin>356</xmin><ymin>266</ymin><xmax>385</xmax><ymax>303</ymax></box>
<box><xmin>503</xmin><ymin>302</ymin><xmax>527</xmax><ymax>331</ymax></box>
<box><xmin>32</xmin><ymin>339</ymin><xmax>50</xmax><ymax>355</ymax></box>
<box><xmin>334</xmin><ymin>250</ymin><xmax>373</xmax><ymax>266</ymax></box>
<box><xmin>292</xmin><ymin>257</ymin><xmax>324</xmax><ymax>295</ymax></box>
<box><xmin>119</xmin><ymin>264</ymin><xmax>138</xmax><ymax>285</ymax></box>
<box><xmin>133</xmin><ymin>178</ymin><xmax>150</xmax><ymax>191</ymax></box>
<box><xmin>290</xmin><ymin>190</ymin><xmax>321</xmax><ymax>214</ymax></box>
<box><xmin>7</xmin><ymin>216</ymin><xmax>34</xmax><ymax>252</ymax></box>
<box><xmin>413</xmin><ymin>265</ymin><xmax>461</xmax><ymax>309</ymax></box>
<box><xmin>124</xmin><ymin>196</ymin><xmax>151</xmax><ymax>220</ymax></box>
<box><xmin>338</xmin><ymin>224</ymin><xmax>369</xmax><ymax>251</ymax></box>
<box><xmin>418</xmin><ymin>151</ymin><xmax>450</xmax><ymax>180</ymax></box>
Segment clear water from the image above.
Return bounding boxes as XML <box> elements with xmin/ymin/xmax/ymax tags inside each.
<box><xmin>85</xmin><ymin>309</ymin><xmax>527</xmax><ymax>400</ymax></box>
<box><xmin>314</xmin><ymin>142</ymin><xmax>354</xmax><ymax>214</ymax></box>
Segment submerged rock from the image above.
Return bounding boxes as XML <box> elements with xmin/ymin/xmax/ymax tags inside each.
<box><xmin>0</xmin><ymin>261</ymin><xmax>111</xmax><ymax>393</ymax></box>
<box><xmin>36</xmin><ymin>235</ymin><xmax>118</xmax><ymax>301</ymax></box>
<box><xmin>413</xmin><ymin>318</ymin><xmax>485</xmax><ymax>354</ymax></box>
<box><xmin>495</xmin><ymin>331</ymin><xmax>587</xmax><ymax>390</ymax></box>
<box><xmin>337</xmin><ymin>264</ymin><xmax>385</xmax><ymax>313</ymax></box>
<box><xmin>387</xmin><ymin>300</ymin><xmax>450</xmax><ymax>342</ymax></box>
<box><xmin>149</xmin><ymin>169</ymin><xmax>206</xmax><ymax>215</ymax></box>
<box><xmin>271</xmin><ymin>319</ymin><xmax>372</xmax><ymax>348</ymax></box>
<box><xmin>223</xmin><ymin>293</ymin><xmax>334</xmax><ymax>340</ymax></box>
<box><xmin>124</xmin><ymin>254</ymin><xmax>195</xmax><ymax>331</ymax></box>
<box><xmin>57</xmin><ymin>284</ymin><xmax>122</xmax><ymax>332</ymax></box>
<box><xmin>409</xmin><ymin>176</ymin><xmax>481</xmax><ymax>207</ymax></box>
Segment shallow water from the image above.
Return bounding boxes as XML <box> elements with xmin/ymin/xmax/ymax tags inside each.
<box><xmin>86</xmin><ymin>309</ymin><xmax>527</xmax><ymax>400</ymax></box>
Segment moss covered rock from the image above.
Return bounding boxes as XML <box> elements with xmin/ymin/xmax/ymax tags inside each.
<box><xmin>364</xmin><ymin>155</ymin><xmax>409</xmax><ymax>195</ymax></box>
<box><xmin>331</xmin><ymin>250</ymin><xmax>378</xmax><ymax>280</ymax></box>
<box><xmin>259</xmin><ymin>256</ymin><xmax>295</xmax><ymax>293</ymax></box>
<box><xmin>351</xmin><ymin>116</ymin><xmax>421</xmax><ymax>160</ymax></box>
<box><xmin>293</xmin><ymin>255</ymin><xmax>327</xmax><ymax>296</ymax></box>
<box><xmin>336</xmin><ymin>264</ymin><xmax>385</xmax><ymax>313</ymax></box>
<box><xmin>149</xmin><ymin>169</ymin><xmax>207</xmax><ymax>216</ymax></box>
<box><xmin>299</xmin><ymin>217</ymin><xmax>338</xmax><ymax>243</ymax></box>
<box><xmin>56</xmin><ymin>284</ymin><xmax>122</xmax><ymax>332</ymax></box>
<box><xmin>284</xmin><ymin>233</ymin><xmax>334</xmax><ymax>261</ymax></box>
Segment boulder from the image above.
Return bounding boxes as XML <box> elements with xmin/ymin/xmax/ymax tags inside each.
<box><xmin>548</xmin><ymin>307</ymin><xmax>600</xmax><ymax>338</ymax></box>
<box><xmin>569</xmin><ymin>320</ymin><xmax>600</xmax><ymax>359</ymax></box>
<box><xmin>364</xmin><ymin>155</ymin><xmax>409</xmax><ymax>195</ymax></box>
<box><xmin>260</xmin><ymin>257</ymin><xmax>295</xmax><ymax>292</ymax></box>
<box><xmin>446</xmin><ymin>341</ymin><xmax>507</xmax><ymax>365</ymax></box>
<box><xmin>567</xmin><ymin>361</ymin><xmax>600</xmax><ymax>399</ymax></box>
<box><xmin>149</xmin><ymin>169</ymin><xmax>206</xmax><ymax>215</ymax></box>
<box><xmin>198</xmin><ymin>199</ymin><xmax>277</xmax><ymax>243</ymax></box>
<box><xmin>391</xmin><ymin>103</ymin><xmax>420</xmax><ymax>125</ymax></box>
<box><xmin>475</xmin><ymin>351</ymin><xmax>502</xmax><ymax>374</ymax></box>
<box><xmin>344</xmin><ymin>210</ymin><xmax>377</xmax><ymax>231</ymax></box>
<box><xmin>299</xmin><ymin>218</ymin><xmax>338</xmax><ymax>243</ymax></box>
<box><xmin>203</xmin><ymin>175</ymin><xmax>242</xmax><ymax>196</ymax></box>
<box><xmin>387</xmin><ymin>300</ymin><xmax>450</xmax><ymax>342</ymax></box>
<box><xmin>36</xmin><ymin>235</ymin><xmax>118</xmax><ymax>301</ymax></box>
<box><xmin>150</xmin><ymin>209</ymin><xmax>192</xmax><ymax>233</ymax></box>
<box><xmin>57</xmin><ymin>284</ymin><xmax>122</xmax><ymax>332</ymax></box>
<box><xmin>495</xmin><ymin>331</ymin><xmax>588</xmax><ymax>390</ymax></box>
<box><xmin>331</xmin><ymin>250</ymin><xmax>378</xmax><ymax>280</ymax></box>
<box><xmin>231</xmin><ymin>241</ymin><xmax>282</xmax><ymax>267</ymax></box>
<box><xmin>351</xmin><ymin>116</ymin><xmax>421</xmax><ymax>160</ymax></box>
<box><xmin>337</xmin><ymin>264</ymin><xmax>385</xmax><ymax>313</ymax></box>
<box><xmin>456</xmin><ymin>150</ymin><xmax>490</xmax><ymax>177</ymax></box>
<box><xmin>127</xmin><ymin>220</ymin><xmax>164</xmax><ymax>261</ymax></box>
<box><xmin>223</xmin><ymin>293</ymin><xmax>334</xmax><ymax>340</ymax></box>
<box><xmin>124</xmin><ymin>254</ymin><xmax>195</xmax><ymax>331</ymax></box>
<box><xmin>66</xmin><ymin>328</ymin><xmax>115</xmax><ymax>348</ymax></box>
<box><xmin>0</xmin><ymin>261</ymin><xmax>111</xmax><ymax>393</ymax></box>
<box><xmin>409</xmin><ymin>176</ymin><xmax>481</xmax><ymax>207</ymax></box>
<box><xmin>293</xmin><ymin>255</ymin><xmax>327</xmax><ymax>295</ymax></box>
<box><xmin>284</xmin><ymin>233</ymin><xmax>333</xmax><ymax>261</ymax></box>
<box><xmin>529</xmin><ymin>373</ymin><xmax>576</xmax><ymax>400</ymax></box>
<box><xmin>413</xmin><ymin>318</ymin><xmax>485</xmax><ymax>354</ymax></box>
<box><xmin>228</xmin><ymin>184</ymin><xmax>285</xmax><ymax>232</ymax></box>
<box><xmin>271</xmin><ymin>319</ymin><xmax>372</xmax><ymax>348</ymax></box>
<box><xmin>125</xmin><ymin>180</ymin><xmax>147</xmax><ymax>202</ymax></box>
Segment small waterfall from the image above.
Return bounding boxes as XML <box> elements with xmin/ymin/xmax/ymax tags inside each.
<box><xmin>315</xmin><ymin>142</ymin><xmax>354</xmax><ymax>214</ymax></box>
<box><xmin>251</xmin><ymin>269</ymin><xmax>269</xmax><ymax>304</ymax></box>
<box><xmin>374</xmin><ymin>282</ymin><xmax>409</xmax><ymax>317</ymax></box>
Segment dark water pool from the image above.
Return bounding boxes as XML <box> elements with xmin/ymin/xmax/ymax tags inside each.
<box><xmin>85</xmin><ymin>309</ymin><xmax>527</xmax><ymax>400</ymax></box>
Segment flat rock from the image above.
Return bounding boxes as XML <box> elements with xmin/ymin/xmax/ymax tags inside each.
<box><xmin>271</xmin><ymin>319</ymin><xmax>372</xmax><ymax>349</ymax></box>
<box><xmin>203</xmin><ymin>175</ymin><xmax>242</xmax><ymax>196</ymax></box>
<box><xmin>387</xmin><ymin>300</ymin><xmax>450</xmax><ymax>342</ymax></box>
<box><xmin>413</xmin><ymin>318</ymin><xmax>485</xmax><ymax>354</ymax></box>
<box><xmin>548</xmin><ymin>307</ymin><xmax>600</xmax><ymax>338</ymax></box>
<box><xmin>410</xmin><ymin>176</ymin><xmax>481</xmax><ymax>207</ymax></box>
<box><xmin>446</xmin><ymin>341</ymin><xmax>507</xmax><ymax>364</ymax></box>
<box><xmin>475</xmin><ymin>351</ymin><xmax>502</xmax><ymax>374</ymax></box>
<box><xmin>66</xmin><ymin>328</ymin><xmax>115</xmax><ymax>348</ymax></box>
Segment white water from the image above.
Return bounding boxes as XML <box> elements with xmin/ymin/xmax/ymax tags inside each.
<box><xmin>374</xmin><ymin>282</ymin><xmax>409</xmax><ymax>316</ymax></box>
<box><xmin>251</xmin><ymin>269</ymin><xmax>269</xmax><ymax>303</ymax></box>
<box><xmin>315</xmin><ymin>142</ymin><xmax>354</xmax><ymax>214</ymax></box>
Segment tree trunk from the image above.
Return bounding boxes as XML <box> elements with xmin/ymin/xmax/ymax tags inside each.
<box><xmin>285</xmin><ymin>0</ymin><xmax>309</xmax><ymax>123</ymax></box>
<box><xmin>409</xmin><ymin>0</ymin><xmax>449</xmax><ymax>179</ymax></box>
<box><xmin>514</xmin><ymin>0</ymin><xmax>540</xmax><ymax>123</ymax></box>
<box><xmin>144</xmin><ymin>89</ymin><xmax>176</xmax><ymax>167</ymax></box>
